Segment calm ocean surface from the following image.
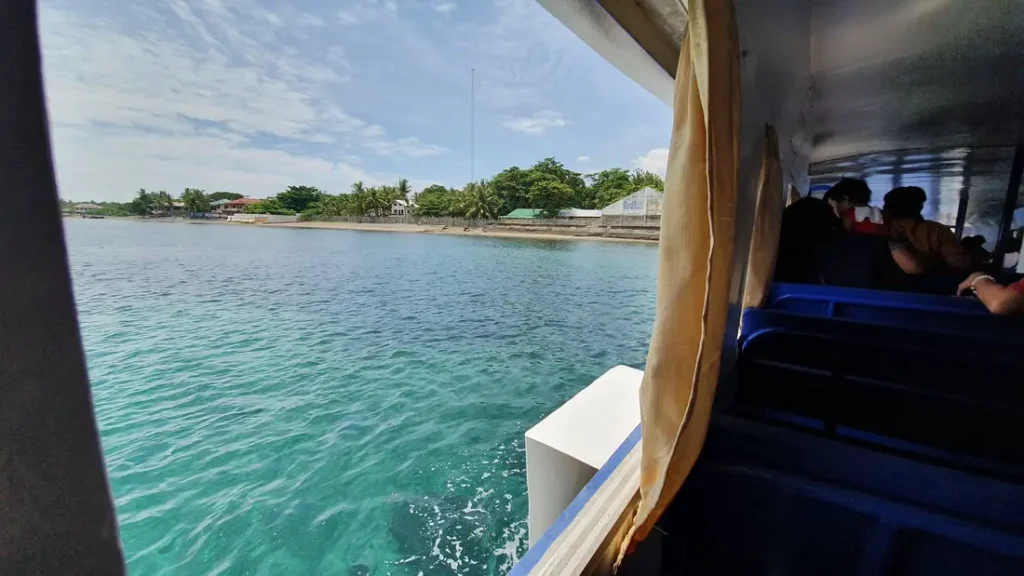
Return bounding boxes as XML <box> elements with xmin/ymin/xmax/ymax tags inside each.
<box><xmin>64</xmin><ymin>219</ymin><xmax>657</xmax><ymax>576</ymax></box>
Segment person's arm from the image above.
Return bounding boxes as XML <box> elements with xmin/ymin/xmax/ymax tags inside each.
<box><xmin>937</xmin><ymin>225</ymin><xmax>972</xmax><ymax>271</ymax></box>
<box><xmin>890</xmin><ymin>241</ymin><xmax>927</xmax><ymax>274</ymax></box>
<box><xmin>957</xmin><ymin>273</ymin><xmax>1024</xmax><ymax>315</ymax></box>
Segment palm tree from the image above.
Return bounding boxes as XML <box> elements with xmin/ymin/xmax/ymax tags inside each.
<box><xmin>396</xmin><ymin>178</ymin><xmax>412</xmax><ymax>202</ymax></box>
<box><xmin>181</xmin><ymin>188</ymin><xmax>209</xmax><ymax>215</ymax></box>
<box><xmin>364</xmin><ymin>187</ymin><xmax>390</xmax><ymax>217</ymax></box>
<box><xmin>461</xmin><ymin>180</ymin><xmax>500</xmax><ymax>220</ymax></box>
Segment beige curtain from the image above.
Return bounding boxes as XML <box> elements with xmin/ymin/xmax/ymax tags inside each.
<box><xmin>788</xmin><ymin>184</ymin><xmax>802</xmax><ymax>206</ymax></box>
<box><xmin>741</xmin><ymin>127</ymin><xmax>784</xmax><ymax>310</ymax></box>
<box><xmin>622</xmin><ymin>0</ymin><xmax>741</xmax><ymax>550</ymax></box>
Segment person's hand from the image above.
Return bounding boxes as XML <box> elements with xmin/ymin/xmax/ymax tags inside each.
<box><xmin>958</xmin><ymin>272</ymin><xmax>987</xmax><ymax>296</ymax></box>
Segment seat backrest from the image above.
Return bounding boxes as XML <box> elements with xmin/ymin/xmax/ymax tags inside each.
<box><xmin>738</xmin><ymin>308</ymin><xmax>1024</xmax><ymax>466</ymax></box>
<box><xmin>765</xmin><ymin>283</ymin><xmax>1024</xmax><ymax>340</ymax></box>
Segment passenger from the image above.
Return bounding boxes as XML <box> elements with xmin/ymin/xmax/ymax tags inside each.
<box><xmin>822</xmin><ymin>178</ymin><xmax>886</xmax><ymax>235</ymax></box>
<box><xmin>774</xmin><ymin>196</ymin><xmax>839</xmax><ymax>284</ymax></box>
<box><xmin>957</xmin><ymin>273</ymin><xmax>1024</xmax><ymax>315</ymax></box>
<box><xmin>885</xmin><ymin>186</ymin><xmax>971</xmax><ymax>273</ymax></box>
<box><xmin>961</xmin><ymin>235</ymin><xmax>991</xmax><ymax>268</ymax></box>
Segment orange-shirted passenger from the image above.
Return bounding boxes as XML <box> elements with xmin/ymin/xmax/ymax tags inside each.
<box><xmin>884</xmin><ymin>186</ymin><xmax>971</xmax><ymax>274</ymax></box>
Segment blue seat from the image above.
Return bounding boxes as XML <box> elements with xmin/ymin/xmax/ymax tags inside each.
<box><xmin>658</xmin><ymin>417</ymin><xmax>1024</xmax><ymax>576</ymax></box>
<box><xmin>738</xmin><ymin>308</ymin><xmax>1024</xmax><ymax>466</ymax></box>
<box><xmin>765</xmin><ymin>283</ymin><xmax>1024</xmax><ymax>340</ymax></box>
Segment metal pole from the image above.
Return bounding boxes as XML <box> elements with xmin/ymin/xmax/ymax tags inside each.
<box><xmin>470</xmin><ymin>67</ymin><xmax>475</xmax><ymax>183</ymax></box>
<box><xmin>992</xmin><ymin>145</ymin><xmax>1024</xmax><ymax>269</ymax></box>
<box><xmin>954</xmin><ymin>149</ymin><xmax>972</xmax><ymax>240</ymax></box>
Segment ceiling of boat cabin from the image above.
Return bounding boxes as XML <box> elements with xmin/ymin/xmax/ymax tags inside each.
<box><xmin>810</xmin><ymin>0</ymin><xmax>1024</xmax><ymax>163</ymax></box>
<box><xmin>583</xmin><ymin>0</ymin><xmax>1024</xmax><ymax>161</ymax></box>
<box><xmin>539</xmin><ymin>0</ymin><xmax>1024</xmax><ymax>244</ymax></box>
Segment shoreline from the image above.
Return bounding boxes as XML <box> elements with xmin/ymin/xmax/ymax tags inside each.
<box><xmin>67</xmin><ymin>215</ymin><xmax>660</xmax><ymax>245</ymax></box>
<box><xmin>266</xmin><ymin>220</ymin><xmax>659</xmax><ymax>244</ymax></box>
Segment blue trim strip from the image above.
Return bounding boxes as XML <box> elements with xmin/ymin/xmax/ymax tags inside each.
<box><xmin>509</xmin><ymin>425</ymin><xmax>642</xmax><ymax>576</ymax></box>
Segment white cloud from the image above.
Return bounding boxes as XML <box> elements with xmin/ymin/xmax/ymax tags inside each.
<box><xmin>501</xmin><ymin>110</ymin><xmax>570</xmax><ymax>135</ymax></box>
<box><xmin>297</xmin><ymin>12</ymin><xmax>325</xmax><ymax>27</ymax></box>
<box><xmin>51</xmin><ymin>125</ymin><xmax>391</xmax><ymax>200</ymax></box>
<box><xmin>632</xmin><ymin>148</ymin><xmax>669</xmax><ymax>177</ymax></box>
<box><xmin>336</xmin><ymin>0</ymin><xmax>397</xmax><ymax>26</ymax></box>
<box><xmin>38</xmin><ymin>2</ymin><xmax>444</xmax><ymax>201</ymax></box>
<box><xmin>576</xmin><ymin>155</ymin><xmax>591</xmax><ymax>162</ymax></box>
<box><xmin>335</xmin><ymin>9</ymin><xmax>361</xmax><ymax>25</ymax></box>
<box><xmin>433</xmin><ymin>3</ymin><xmax>457</xmax><ymax>13</ymax></box>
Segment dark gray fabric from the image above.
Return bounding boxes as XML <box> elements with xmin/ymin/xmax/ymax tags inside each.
<box><xmin>0</xmin><ymin>0</ymin><xmax>124</xmax><ymax>573</ymax></box>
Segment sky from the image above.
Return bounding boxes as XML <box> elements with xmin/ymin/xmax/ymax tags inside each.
<box><xmin>39</xmin><ymin>0</ymin><xmax>672</xmax><ymax>202</ymax></box>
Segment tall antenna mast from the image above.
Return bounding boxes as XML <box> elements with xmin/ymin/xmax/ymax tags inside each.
<box><xmin>470</xmin><ymin>67</ymin><xmax>475</xmax><ymax>183</ymax></box>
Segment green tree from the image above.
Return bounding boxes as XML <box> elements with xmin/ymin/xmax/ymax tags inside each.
<box><xmin>630</xmin><ymin>169</ymin><xmax>664</xmax><ymax>192</ymax></box>
<box><xmin>244</xmin><ymin>198</ymin><xmax>294</xmax><ymax>215</ymax></box>
<box><xmin>276</xmin><ymin>185</ymin><xmax>323</xmax><ymax>213</ymax></box>
<box><xmin>181</xmin><ymin>188</ymin><xmax>210</xmax><ymax>214</ymax></box>
<box><xmin>529</xmin><ymin>158</ymin><xmax>585</xmax><ymax>204</ymax></box>
<box><xmin>589</xmin><ymin>168</ymin><xmax>634</xmax><ymax>209</ymax></box>
<box><xmin>490</xmin><ymin>166</ymin><xmax>532</xmax><ymax>215</ymax></box>
<box><xmin>414</xmin><ymin>184</ymin><xmax>457</xmax><ymax>216</ymax></box>
<box><xmin>396</xmin><ymin>178</ymin><xmax>412</xmax><ymax>202</ymax></box>
<box><xmin>208</xmin><ymin>191</ymin><xmax>243</xmax><ymax>202</ymax></box>
<box><xmin>528</xmin><ymin>178</ymin><xmax>575</xmax><ymax>217</ymax></box>
<box><xmin>129</xmin><ymin>189</ymin><xmax>155</xmax><ymax>216</ymax></box>
<box><xmin>363</xmin><ymin>187</ymin><xmax>391</xmax><ymax>217</ymax></box>
<box><xmin>152</xmin><ymin>190</ymin><xmax>174</xmax><ymax>214</ymax></box>
<box><xmin>458</xmin><ymin>181</ymin><xmax>501</xmax><ymax>220</ymax></box>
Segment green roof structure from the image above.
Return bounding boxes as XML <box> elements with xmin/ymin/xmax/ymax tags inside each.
<box><xmin>500</xmin><ymin>208</ymin><xmax>545</xmax><ymax>219</ymax></box>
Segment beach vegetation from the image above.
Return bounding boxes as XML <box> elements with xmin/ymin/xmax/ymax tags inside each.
<box><xmin>64</xmin><ymin>157</ymin><xmax>665</xmax><ymax>221</ymax></box>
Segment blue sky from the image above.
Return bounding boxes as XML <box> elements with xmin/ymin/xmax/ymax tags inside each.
<box><xmin>40</xmin><ymin>0</ymin><xmax>671</xmax><ymax>202</ymax></box>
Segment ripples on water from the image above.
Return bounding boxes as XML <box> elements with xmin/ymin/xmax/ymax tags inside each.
<box><xmin>64</xmin><ymin>219</ymin><xmax>657</xmax><ymax>575</ymax></box>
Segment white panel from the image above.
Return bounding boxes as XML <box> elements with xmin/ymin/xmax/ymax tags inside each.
<box><xmin>524</xmin><ymin>365</ymin><xmax>642</xmax><ymax>546</ymax></box>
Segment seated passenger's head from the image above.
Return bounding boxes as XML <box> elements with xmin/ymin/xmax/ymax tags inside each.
<box><xmin>884</xmin><ymin>186</ymin><xmax>927</xmax><ymax>220</ymax></box>
<box><xmin>781</xmin><ymin>196</ymin><xmax>839</xmax><ymax>244</ymax></box>
<box><xmin>823</xmin><ymin>178</ymin><xmax>872</xmax><ymax>215</ymax></box>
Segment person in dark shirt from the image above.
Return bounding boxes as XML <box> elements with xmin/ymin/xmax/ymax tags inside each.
<box><xmin>823</xmin><ymin>178</ymin><xmax>886</xmax><ymax>235</ymax></box>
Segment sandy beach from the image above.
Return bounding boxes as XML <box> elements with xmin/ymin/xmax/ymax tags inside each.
<box><xmin>266</xmin><ymin>220</ymin><xmax>659</xmax><ymax>244</ymax></box>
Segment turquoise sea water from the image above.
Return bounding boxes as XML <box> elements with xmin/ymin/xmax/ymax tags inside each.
<box><xmin>64</xmin><ymin>219</ymin><xmax>657</xmax><ymax>575</ymax></box>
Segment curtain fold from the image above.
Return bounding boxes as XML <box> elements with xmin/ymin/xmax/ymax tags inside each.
<box><xmin>741</xmin><ymin>126</ymin><xmax>784</xmax><ymax>310</ymax></box>
<box><xmin>620</xmin><ymin>0</ymin><xmax>741</xmax><ymax>552</ymax></box>
<box><xmin>788</xmin><ymin>184</ymin><xmax>802</xmax><ymax>206</ymax></box>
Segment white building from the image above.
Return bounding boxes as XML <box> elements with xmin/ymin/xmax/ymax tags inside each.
<box><xmin>557</xmin><ymin>208</ymin><xmax>603</xmax><ymax>219</ymax></box>
<box><xmin>390</xmin><ymin>199</ymin><xmax>409</xmax><ymax>216</ymax></box>
<box><xmin>600</xmin><ymin>187</ymin><xmax>664</xmax><ymax>216</ymax></box>
<box><xmin>74</xmin><ymin>203</ymin><xmax>101</xmax><ymax>215</ymax></box>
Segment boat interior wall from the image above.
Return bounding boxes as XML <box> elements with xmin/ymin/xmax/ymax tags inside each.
<box><xmin>534</xmin><ymin>0</ymin><xmax>676</xmax><ymax>104</ymax></box>
<box><xmin>810</xmin><ymin>0</ymin><xmax>1024</xmax><ymax>162</ymax></box>
<box><xmin>810</xmin><ymin>147</ymin><xmax>1020</xmax><ymax>248</ymax></box>
<box><xmin>724</xmin><ymin>0</ymin><xmax>814</xmax><ymax>366</ymax></box>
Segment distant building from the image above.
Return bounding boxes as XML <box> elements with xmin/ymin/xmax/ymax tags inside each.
<box><xmin>222</xmin><ymin>198</ymin><xmax>261</xmax><ymax>215</ymax></box>
<box><xmin>74</xmin><ymin>203</ymin><xmax>101</xmax><ymax>216</ymax></box>
<box><xmin>600</xmin><ymin>187</ymin><xmax>664</xmax><ymax>216</ymax></box>
<box><xmin>210</xmin><ymin>198</ymin><xmax>232</xmax><ymax>215</ymax></box>
<box><xmin>557</xmin><ymin>208</ymin><xmax>602</xmax><ymax>219</ymax></box>
<box><xmin>391</xmin><ymin>199</ymin><xmax>409</xmax><ymax>216</ymax></box>
<box><xmin>600</xmin><ymin>187</ymin><xmax>663</xmax><ymax>228</ymax></box>
<box><xmin>501</xmin><ymin>208</ymin><xmax>545</xmax><ymax>219</ymax></box>
<box><xmin>500</xmin><ymin>208</ymin><xmax>603</xmax><ymax>220</ymax></box>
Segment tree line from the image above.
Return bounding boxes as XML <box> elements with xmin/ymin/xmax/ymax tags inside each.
<box><xmin>62</xmin><ymin>157</ymin><xmax>664</xmax><ymax>220</ymax></box>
